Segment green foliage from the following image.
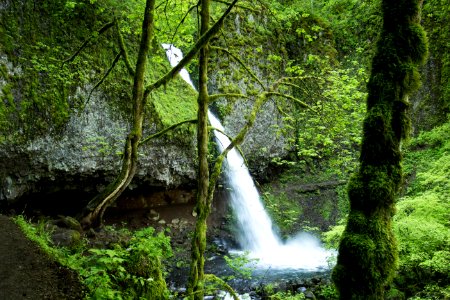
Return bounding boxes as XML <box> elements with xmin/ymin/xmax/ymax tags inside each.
<box><xmin>14</xmin><ymin>216</ymin><xmax>63</xmax><ymax>259</ymax></box>
<box><xmin>315</xmin><ymin>284</ymin><xmax>339</xmax><ymax>300</ymax></box>
<box><xmin>316</xmin><ymin>0</ymin><xmax>381</xmax><ymax>62</ymax></box>
<box><xmin>407</xmin><ymin>284</ymin><xmax>450</xmax><ymax>300</ymax></box>
<box><xmin>404</xmin><ymin>120</ymin><xmax>450</xmax><ymax>194</ymax></box>
<box><xmin>0</xmin><ymin>0</ymin><xmax>120</xmax><ymax>140</ymax></box>
<box><xmin>223</xmin><ymin>251</ymin><xmax>257</xmax><ymax>280</ymax></box>
<box><xmin>322</xmin><ymin>220</ymin><xmax>345</xmax><ymax>250</ymax></box>
<box><xmin>261</xmin><ymin>282</ymin><xmax>309</xmax><ymax>299</ymax></box>
<box><xmin>69</xmin><ymin>227</ymin><xmax>172</xmax><ymax>300</ymax></box>
<box><xmin>153</xmin><ymin>0</ymin><xmax>198</xmax><ymax>51</ymax></box>
<box><xmin>267</xmin><ymin>290</ymin><xmax>305</xmax><ymax>300</ymax></box>
<box><xmin>284</xmin><ymin>62</ymin><xmax>366</xmax><ymax>176</ymax></box>
<box><xmin>421</xmin><ymin>0</ymin><xmax>450</xmax><ymax>119</ymax></box>
<box><xmin>262</xmin><ymin>190</ymin><xmax>302</xmax><ymax>236</ymax></box>
<box><xmin>392</xmin><ymin>120</ymin><xmax>450</xmax><ymax>298</ymax></box>
<box><xmin>14</xmin><ymin>217</ymin><xmax>173</xmax><ymax>299</ymax></box>
<box><xmin>254</xmin><ymin>2</ymin><xmax>368</xmax><ymax>178</ymax></box>
<box><xmin>395</xmin><ymin>193</ymin><xmax>449</xmax><ymax>269</ymax></box>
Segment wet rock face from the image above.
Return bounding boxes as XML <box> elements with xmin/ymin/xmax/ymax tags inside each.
<box><xmin>208</xmin><ymin>14</ymin><xmax>290</xmax><ymax>180</ymax></box>
<box><xmin>410</xmin><ymin>55</ymin><xmax>448</xmax><ymax>132</ymax></box>
<box><xmin>0</xmin><ymin>85</ymin><xmax>197</xmax><ymax>206</ymax></box>
<box><xmin>215</xmin><ymin>98</ymin><xmax>288</xmax><ymax>179</ymax></box>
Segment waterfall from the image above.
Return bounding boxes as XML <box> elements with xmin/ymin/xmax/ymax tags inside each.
<box><xmin>162</xmin><ymin>44</ymin><xmax>332</xmax><ymax>271</ymax></box>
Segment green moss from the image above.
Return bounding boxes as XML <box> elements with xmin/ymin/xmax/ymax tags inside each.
<box><xmin>214</xmin><ymin>100</ymin><xmax>234</xmax><ymax>121</ymax></box>
<box><xmin>149</xmin><ymin>65</ymin><xmax>197</xmax><ymax>139</ymax></box>
<box><xmin>0</xmin><ymin>0</ymin><xmax>126</xmax><ymax>141</ymax></box>
<box><xmin>333</xmin><ymin>0</ymin><xmax>428</xmax><ymax>298</ymax></box>
<box><xmin>151</xmin><ymin>76</ymin><xmax>197</xmax><ymax>127</ymax></box>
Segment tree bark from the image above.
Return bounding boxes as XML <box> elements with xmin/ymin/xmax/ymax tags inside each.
<box><xmin>81</xmin><ymin>0</ymin><xmax>156</xmax><ymax>228</ymax></box>
<box><xmin>332</xmin><ymin>0</ymin><xmax>428</xmax><ymax>298</ymax></box>
<box><xmin>187</xmin><ymin>0</ymin><xmax>210</xmax><ymax>298</ymax></box>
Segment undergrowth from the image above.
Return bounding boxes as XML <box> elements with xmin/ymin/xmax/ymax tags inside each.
<box><xmin>14</xmin><ymin>218</ymin><xmax>173</xmax><ymax>300</ymax></box>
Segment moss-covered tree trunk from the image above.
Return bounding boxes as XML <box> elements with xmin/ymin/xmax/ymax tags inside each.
<box><xmin>332</xmin><ymin>0</ymin><xmax>428</xmax><ymax>299</ymax></box>
<box><xmin>187</xmin><ymin>0</ymin><xmax>210</xmax><ymax>298</ymax></box>
<box><xmin>81</xmin><ymin>0</ymin><xmax>155</xmax><ymax>228</ymax></box>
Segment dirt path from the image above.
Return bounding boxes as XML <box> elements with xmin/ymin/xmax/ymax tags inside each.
<box><xmin>0</xmin><ymin>214</ymin><xmax>84</xmax><ymax>300</ymax></box>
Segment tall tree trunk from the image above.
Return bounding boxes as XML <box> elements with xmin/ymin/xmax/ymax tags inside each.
<box><xmin>81</xmin><ymin>0</ymin><xmax>156</xmax><ymax>228</ymax></box>
<box><xmin>332</xmin><ymin>0</ymin><xmax>428</xmax><ymax>299</ymax></box>
<box><xmin>187</xmin><ymin>0</ymin><xmax>210</xmax><ymax>298</ymax></box>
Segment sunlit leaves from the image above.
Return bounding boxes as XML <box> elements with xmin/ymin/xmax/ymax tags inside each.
<box><xmin>392</xmin><ymin>120</ymin><xmax>450</xmax><ymax>297</ymax></box>
<box><xmin>395</xmin><ymin>192</ymin><xmax>450</xmax><ymax>272</ymax></box>
<box><xmin>65</xmin><ymin>1</ymin><xmax>77</xmax><ymax>9</ymax></box>
<box><xmin>288</xmin><ymin>62</ymin><xmax>367</xmax><ymax>176</ymax></box>
<box><xmin>153</xmin><ymin>0</ymin><xmax>198</xmax><ymax>48</ymax></box>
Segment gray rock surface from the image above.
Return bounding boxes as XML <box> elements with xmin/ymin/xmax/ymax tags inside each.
<box><xmin>0</xmin><ymin>69</ymin><xmax>197</xmax><ymax>204</ymax></box>
<box><xmin>0</xmin><ymin>11</ymin><xmax>290</xmax><ymax>206</ymax></box>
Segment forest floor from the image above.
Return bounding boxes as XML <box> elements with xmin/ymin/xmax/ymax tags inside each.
<box><xmin>0</xmin><ymin>202</ymin><xmax>228</xmax><ymax>300</ymax></box>
<box><xmin>0</xmin><ymin>214</ymin><xmax>85</xmax><ymax>300</ymax></box>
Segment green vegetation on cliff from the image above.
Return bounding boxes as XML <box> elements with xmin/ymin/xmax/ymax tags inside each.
<box><xmin>324</xmin><ymin>119</ymin><xmax>450</xmax><ymax>299</ymax></box>
<box><xmin>0</xmin><ymin>0</ymin><xmax>198</xmax><ymax>142</ymax></box>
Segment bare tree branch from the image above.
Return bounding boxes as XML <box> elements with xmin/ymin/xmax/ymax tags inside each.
<box><xmin>63</xmin><ymin>21</ymin><xmax>115</xmax><ymax>65</ymax></box>
<box><xmin>85</xmin><ymin>51</ymin><xmax>122</xmax><ymax>106</ymax></box>
<box><xmin>209</xmin><ymin>93</ymin><xmax>246</xmax><ymax>102</ymax></box>
<box><xmin>212</xmin><ymin>0</ymin><xmax>260</xmax><ymax>12</ymax></box>
<box><xmin>211</xmin><ymin>46</ymin><xmax>266</xmax><ymax>89</ymax></box>
<box><xmin>140</xmin><ymin>118</ymin><xmax>197</xmax><ymax>145</ymax></box>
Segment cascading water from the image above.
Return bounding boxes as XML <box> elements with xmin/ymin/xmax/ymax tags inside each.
<box><xmin>162</xmin><ymin>44</ymin><xmax>332</xmax><ymax>271</ymax></box>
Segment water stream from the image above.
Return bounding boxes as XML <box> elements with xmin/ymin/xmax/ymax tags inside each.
<box><xmin>162</xmin><ymin>44</ymin><xmax>333</xmax><ymax>272</ymax></box>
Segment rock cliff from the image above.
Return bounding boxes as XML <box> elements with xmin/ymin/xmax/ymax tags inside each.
<box><xmin>0</xmin><ymin>3</ymin><xmax>288</xmax><ymax>208</ymax></box>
